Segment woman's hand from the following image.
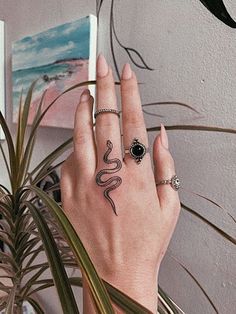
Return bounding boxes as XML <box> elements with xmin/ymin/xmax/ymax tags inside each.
<box><xmin>60</xmin><ymin>54</ymin><xmax>181</xmax><ymax>313</ymax></box>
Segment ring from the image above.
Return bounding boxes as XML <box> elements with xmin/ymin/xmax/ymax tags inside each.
<box><xmin>156</xmin><ymin>175</ymin><xmax>180</xmax><ymax>191</ymax></box>
<box><xmin>94</xmin><ymin>108</ymin><xmax>120</xmax><ymax>119</ymax></box>
<box><xmin>124</xmin><ymin>138</ymin><xmax>148</xmax><ymax>164</ymax></box>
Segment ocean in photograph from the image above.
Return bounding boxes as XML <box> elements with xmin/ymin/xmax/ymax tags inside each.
<box><xmin>12</xmin><ymin>15</ymin><xmax>97</xmax><ymax>128</ymax></box>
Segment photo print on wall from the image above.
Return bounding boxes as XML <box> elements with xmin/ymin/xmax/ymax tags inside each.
<box><xmin>12</xmin><ymin>15</ymin><xmax>97</xmax><ymax>129</ymax></box>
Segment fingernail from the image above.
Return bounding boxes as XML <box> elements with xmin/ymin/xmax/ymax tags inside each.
<box><xmin>160</xmin><ymin>124</ymin><xmax>169</xmax><ymax>149</ymax></box>
<box><xmin>122</xmin><ymin>63</ymin><xmax>132</xmax><ymax>80</ymax></box>
<box><xmin>97</xmin><ymin>53</ymin><xmax>109</xmax><ymax>78</ymax></box>
<box><xmin>80</xmin><ymin>89</ymin><xmax>90</xmax><ymax>102</ymax></box>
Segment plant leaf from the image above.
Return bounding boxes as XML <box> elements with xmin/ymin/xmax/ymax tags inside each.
<box><xmin>110</xmin><ymin>10</ymin><xmax>153</xmax><ymax>71</ymax></box>
<box><xmin>78</xmin><ymin>276</ymin><xmax>154</xmax><ymax>313</ymax></box>
<box><xmin>15</xmin><ymin>81</ymin><xmax>38</xmax><ymax>187</ymax></box>
<box><xmin>147</xmin><ymin>124</ymin><xmax>236</xmax><ymax>134</ymax></box>
<box><xmin>26</xmin><ymin>137</ymin><xmax>72</xmax><ymax>185</ymax></box>
<box><xmin>25</xmin><ymin>297</ymin><xmax>45</xmax><ymax>314</ymax></box>
<box><xmin>19</xmin><ymin>90</ymin><xmax>47</xmax><ymax>186</ymax></box>
<box><xmin>19</xmin><ymin>81</ymin><xmax>38</xmax><ymax>149</ymax></box>
<box><xmin>28</xmin><ymin>185</ymin><xmax>114</xmax><ymax>313</ymax></box>
<box><xmin>158</xmin><ymin>287</ymin><xmax>180</xmax><ymax>314</ymax></box>
<box><xmin>5</xmin><ymin>285</ymin><xmax>16</xmax><ymax>314</ymax></box>
<box><xmin>0</xmin><ymin>142</ymin><xmax>11</xmax><ymax>184</ymax></box>
<box><xmin>142</xmin><ymin>101</ymin><xmax>200</xmax><ymax>114</ymax></box>
<box><xmin>182</xmin><ymin>188</ymin><xmax>236</xmax><ymax>223</ymax></box>
<box><xmin>181</xmin><ymin>203</ymin><xmax>236</xmax><ymax>245</ymax></box>
<box><xmin>199</xmin><ymin>0</ymin><xmax>236</xmax><ymax>28</ymax></box>
<box><xmin>15</xmin><ymin>89</ymin><xmax>24</xmax><ymax>168</ymax></box>
<box><xmin>169</xmin><ymin>255</ymin><xmax>218</xmax><ymax>313</ymax></box>
<box><xmin>96</xmin><ymin>0</ymin><xmax>104</xmax><ymax>17</ymax></box>
<box><xmin>25</xmin><ymin>277</ymin><xmax>183</xmax><ymax>314</ymax></box>
<box><xmin>103</xmin><ymin>280</ymin><xmax>154</xmax><ymax>313</ymax></box>
<box><xmin>25</xmin><ymin>201</ymin><xmax>80</xmax><ymax>314</ymax></box>
<box><xmin>0</xmin><ymin>111</ymin><xmax>16</xmax><ymax>191</ymax></box>
<box><xmin>21</xmin><ymin>265</ymin><xmax>48</xmax><ymax>298</ymax></box>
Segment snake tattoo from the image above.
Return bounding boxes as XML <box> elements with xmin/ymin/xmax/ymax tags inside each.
<box><xmin>95</xmin><ymin>140</ymin><xmax>122</xmax><ymax>215</ymax></box>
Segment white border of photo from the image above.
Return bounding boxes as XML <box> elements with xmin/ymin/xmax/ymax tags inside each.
<box><xmin>0</xmin><ymin>20</ymin><xmax>5</xmax><ymax>140</ymax></box>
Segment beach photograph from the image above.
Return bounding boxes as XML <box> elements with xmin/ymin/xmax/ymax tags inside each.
<box><xmin>12</xmin><ymin>16</ymin><xmax>94</xmax><ymax>129</ymax></box>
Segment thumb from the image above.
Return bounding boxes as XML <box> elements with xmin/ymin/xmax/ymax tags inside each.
<box><xmin>153</xmin><ymin>125</ymin><xmax>180</xmax><ymax>215</ymax></box>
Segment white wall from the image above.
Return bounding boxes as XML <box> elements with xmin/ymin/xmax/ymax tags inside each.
<box><xmin>0</xmin><ymin>1</ymin><xmax>235</xmax><ymax>313</ymax></box>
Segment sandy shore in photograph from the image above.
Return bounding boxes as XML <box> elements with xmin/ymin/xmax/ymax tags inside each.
<box><xmin>27</xmin><ymin>59</ymin><xmax>90</xmax><ymax>129</ymax></box>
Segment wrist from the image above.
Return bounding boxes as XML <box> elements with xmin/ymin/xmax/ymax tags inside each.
<box><xmin>83</xmin><ymin>268</ymin><xmax>159</xmax><ymax>313</ymax></box>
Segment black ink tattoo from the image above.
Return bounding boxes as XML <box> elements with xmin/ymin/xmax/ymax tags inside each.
<box><xmin>95</xmin><ymin>140</ymin><xmax>122</xmax><ymax>215</ymax></box>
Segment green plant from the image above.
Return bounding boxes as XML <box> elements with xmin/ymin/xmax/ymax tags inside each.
<box><xmin>0</xmin><ymin>81</ymin><xmax>183</xmax><ymax>313</ymax></box>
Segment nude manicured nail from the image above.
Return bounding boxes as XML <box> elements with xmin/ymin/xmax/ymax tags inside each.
<box><xmin>160</xmin><ymin>124</ymin><xmax>169</xmax><ymax>149</ymax></box>
<box><xmin>97</xmin><ymin>53</ymin><xmax>109</xmax><ymax>77</ymax></box>
<box><xmin>80</xmin><ymin>89</ymin><xmax>90</xmax><ymax>102</ymax></box>
<box><xmin>122</xmin><ymin>63</ymin><xmax>132</xmax><ymax>80</ymax></box>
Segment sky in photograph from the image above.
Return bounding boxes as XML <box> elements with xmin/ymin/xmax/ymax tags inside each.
<box><xmin>13</xmin><ymin>16</ymin><xmax>90</xmax><ymax>71</ymax></box>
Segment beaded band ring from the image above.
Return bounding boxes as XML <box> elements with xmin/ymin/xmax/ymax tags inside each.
<box><xmin>94</xmin><ymin>108</ymin><xmax>120</xmax><ymax>119</ymax></box>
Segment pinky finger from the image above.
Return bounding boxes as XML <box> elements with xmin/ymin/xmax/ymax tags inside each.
<box><xmin>153</xmin><ymin>125</ymin><xmax>181</xmax><ymax>215</ymax></box>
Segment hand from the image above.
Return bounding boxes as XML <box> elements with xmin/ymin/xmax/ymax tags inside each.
<box><xmin>60</xmin><ymin>54</ymin><xmax>181</xmax><ymax>313</ymax></box>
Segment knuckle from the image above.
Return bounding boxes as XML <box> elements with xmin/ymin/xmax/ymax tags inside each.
<box><xmin>161</xmin><ymin>193</ymin><xmax>180</xmax><ymax>211</ymax></box>
<box><xmin>98</xmin><ymin>79</ymin><xmax>114</xmax><ymax>93</ymax></box>
<box><xmin>96</xmin><ymin>117</ymin><xmax>115</xmax><ymax>128</ymax></box>
<box><xmin>125</xmin><ymin>112</ymin><xmax>144</xmax><ymax>128</ymax></box>
<box><xmin>122</xmin><ymin>79</ymin><xmax>137</xmax><ymax>94</ymax></box>
<box><xmin>172</xmin><ymin>198</ymin><xmax>181</xmax><ymax>211</ymax></box>
<box><xmin>162</xmin><ymin>198</ymin><xmax>181</xmax><ymax>221</ymax></box>
<box><xmin>168</xmin><ymin>197</ymin><xmax>181</xmax><ymax>214</ymax></box>
<box><xmin>74</xmin><ymin>132</ymin><xmax>89</xmax><ymax>145</ymax></box>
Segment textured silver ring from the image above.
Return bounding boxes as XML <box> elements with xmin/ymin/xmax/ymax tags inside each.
<box><xmin>124</xmin><ymin>138</ymin><xmax>148</xmax><ymax>164</ymax></box>
<box><xmin>94</xmin><ymin>108</ymin><xmax>120</xmax><ymax>119</ymax></box>
<box><xmin>156</xmin><ymin>175</ymin><xmax>180</xmax><ymax>191</ymax></box>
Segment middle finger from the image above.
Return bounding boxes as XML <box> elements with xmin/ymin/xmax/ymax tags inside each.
<box><xmin>95</xmin><ymin>54</ymin><xmax>122</xmax><ymax>165</ymax></box>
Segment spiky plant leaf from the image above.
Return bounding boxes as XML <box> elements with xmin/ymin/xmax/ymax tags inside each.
<box><xmin>0</xmin><ymin>142</ymin><xmax>11</xmax><ymax>183</ymax></box>
<box><xmin>26</xmin><ymin>137</ymin><xmax>72</xmax><ymax>186</ymax></box>
<box><xmin>0</xmin><ymin>111</ymin><xmax>16</xmax><ymax>191</ymax></box>
<box><xmin>181</xmin><ymin>203</ymin><xmax>236</xmax><ymax>245</ymax></box>
<box><xmin>158</xmin><ymin>287</ymin><xmax>183</xmax><ymax>314</ymax></box>
<box><xmin>4</xmin><ymin>285</ymin><xmax>16</xmax><ymax>314</ymax></box>
<box><xmin>25</xmin><ymin>297</ymin><xmax>45</xmax><ymax>314</ymax></box>
<box><xmin>183</xmin><ymin>189</ymin><xmax>236</xmax><ymax>223</ymax></box>
<box><xmin>142</xmin><ymin>101</ymin><xmax>200</xmax><ymax>114</ymax></box>
<box><xmin>147</xmin><ymin>124</ymin><xmax>236</xmax><ymax>134</ymax></box>
<box><xmin>24</xmin><ymin>277</ymin><xmax>155</xmax><ymax>313</ymax></box>
<box><xmin>26</xmin><ymin>201</ymin><xmax>80</xmax><ymax>314</ymax></box>
<box><xmin>169</xmin><ymin>255</ymin><xmax>218</xmax><ymax>313</ymax></box>
<box><xmin>28</xmin><ymin>185</ymin><xmax>115</xmax><ymax>313</ymax></box>
<box><xmin>18</xmin><ymin>90</ymin><xmax>47</xmax><ymax>186</ymax></box>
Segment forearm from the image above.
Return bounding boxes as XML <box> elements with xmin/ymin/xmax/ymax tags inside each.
<box><xmin>83</xmin><ymin>271</ymin><xmax>159</xmax><ymax>313</ymax></box>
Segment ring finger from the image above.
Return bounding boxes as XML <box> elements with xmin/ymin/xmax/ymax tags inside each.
<box><xmin>121</xmin><ymin>64</ymin><xmax>149</xmax><ymax>166</ymax></box>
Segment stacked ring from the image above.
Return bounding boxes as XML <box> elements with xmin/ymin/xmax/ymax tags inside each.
<box><xmin>94</xmin><ymin>108</ymin><xmax>120</xmax><ymax>119</ymax></box>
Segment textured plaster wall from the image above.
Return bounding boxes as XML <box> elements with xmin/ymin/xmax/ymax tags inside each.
<box><xmin>0</xmin><ymin>1</ymin><xmax>235</xmax><ymax>313</ymax></box>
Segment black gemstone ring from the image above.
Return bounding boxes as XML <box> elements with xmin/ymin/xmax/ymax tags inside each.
<box><xmin>124</xmin><ymin>138</ymin><xmax>148</xmax><ymax>164</ymax></box>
